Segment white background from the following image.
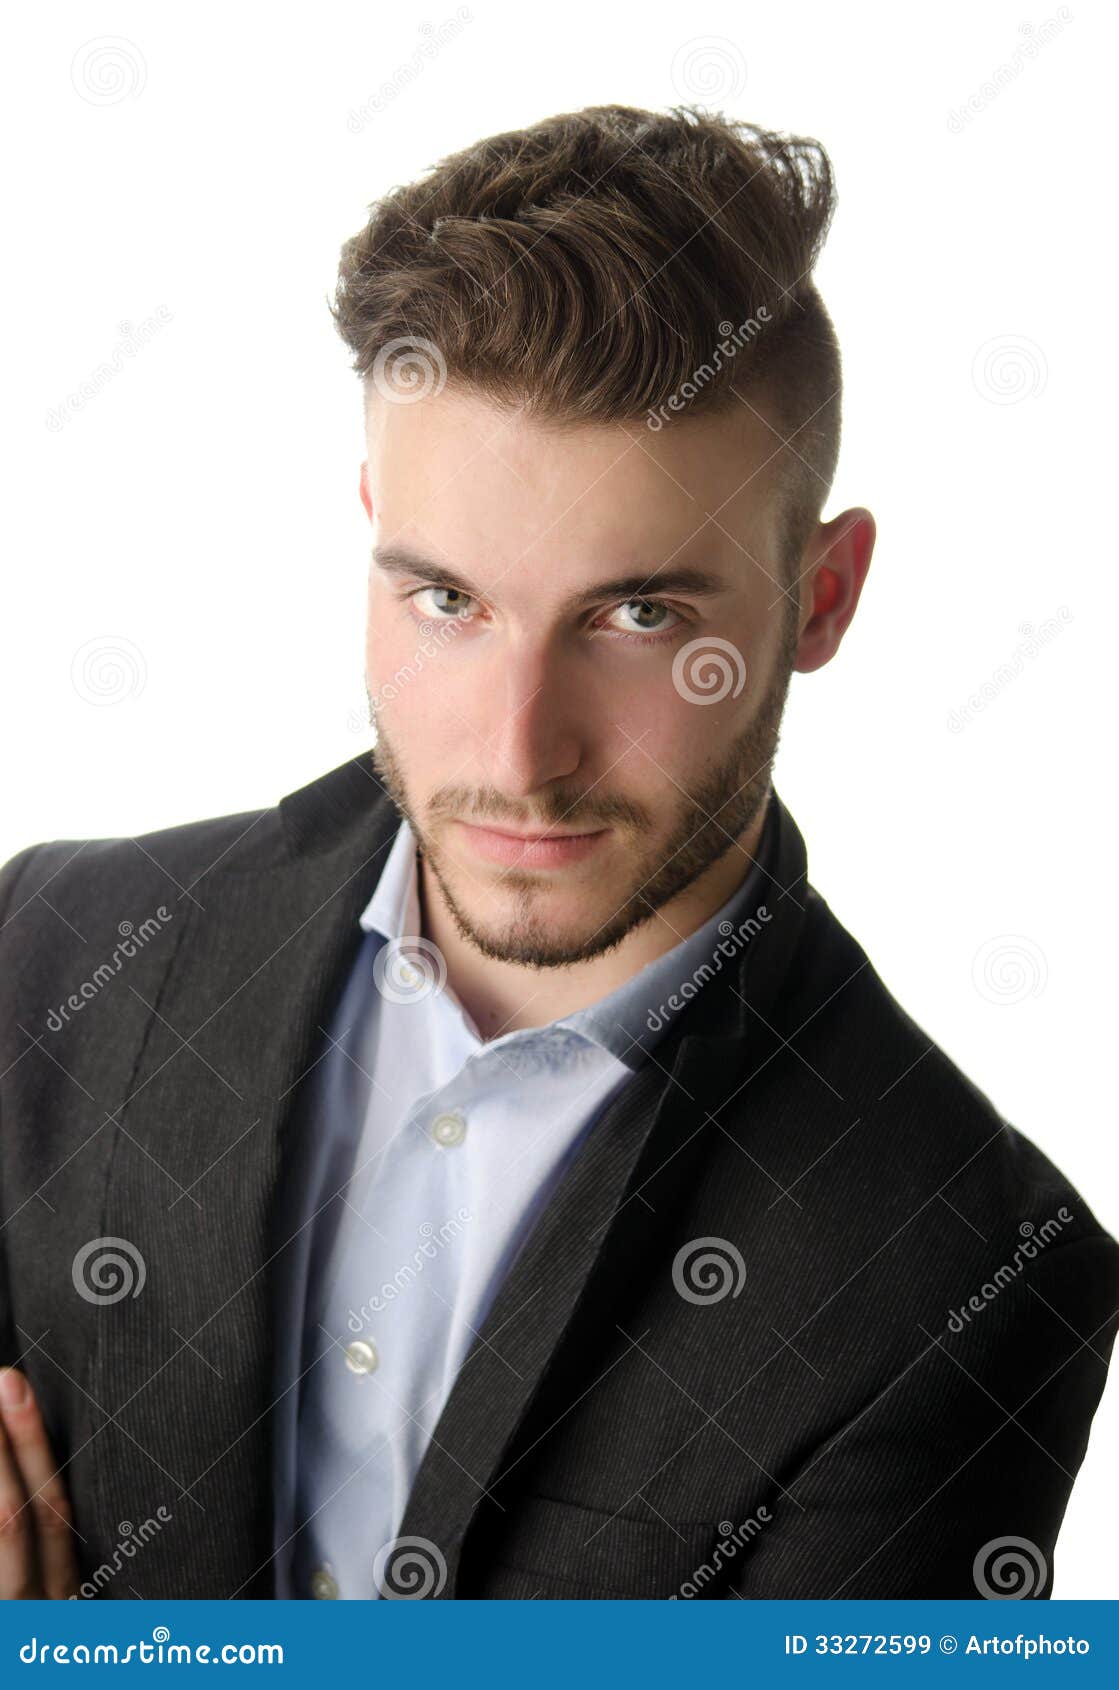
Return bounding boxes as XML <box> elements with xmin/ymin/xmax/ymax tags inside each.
<box><xmin>3</xmin><ymin>0</ymin><xmax>1116</xmax><ymax>1598</ymax></box>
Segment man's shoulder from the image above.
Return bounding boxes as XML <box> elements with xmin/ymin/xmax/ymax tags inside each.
<box><xmin>0</xmin><ymin>750</ymin><xmax>394</xmax><ymax>928</ymax></box>
<box><xmin>680</xmin><ymin>883</ymin><xmax>1119</xmax><ymax>1419</ymax></box>
<box><xmin>0</xmin><ymin>751</ymin><xmax>395</xmax><ymax>1017</ymax></box>
<box><xmin>735</xmin><ymin>881</ymin><xmax>1118</xmax><ymax>1289</ymax></box>
<box><xmin>787</xmin><ymin>885</ymin><xmax>1051</xmax><ymax>1157</ymax></box>
<box><xmin>0</xmin><ymin>798</ymin><xmax>283</xmax><ymax>952</ymax></box>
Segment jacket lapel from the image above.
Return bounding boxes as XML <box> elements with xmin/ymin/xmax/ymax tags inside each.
<box><xmin>87</xmin><ymin>752</ymin><xmax>397</xmax><ymax>1597</ymax></box>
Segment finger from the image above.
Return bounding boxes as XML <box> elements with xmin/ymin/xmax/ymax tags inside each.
<box><xmin>0</xmin><ymin>1369</ymin><xmax>79</xmax><ymax>1599</ymax></box>
<box><xmin>0</xmin><ymin>1374</ymin><xmax>39</xmax><ymax>1598</ymax></box>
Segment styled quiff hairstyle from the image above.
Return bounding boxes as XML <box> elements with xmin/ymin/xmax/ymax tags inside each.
<box><xmin>331</xmin><ymin>103</ymin><xmax>841</xmax><ymax>588</ymax></box>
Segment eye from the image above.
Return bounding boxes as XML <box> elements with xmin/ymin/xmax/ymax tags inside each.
<box><xmin>409</xmin><ymin>585</ymin><xmax>479</xmax><ymax>622</ymax></box>
<box><xmin>600</xmin><ymin>598</ymin><xmax>683</xmax><ymax>644</ymax></box>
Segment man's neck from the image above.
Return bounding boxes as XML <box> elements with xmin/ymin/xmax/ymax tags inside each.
<box><xmin>417</xmin><ymin>802</ymin><xmax>769</xmax><ymax>1042</ymax></box>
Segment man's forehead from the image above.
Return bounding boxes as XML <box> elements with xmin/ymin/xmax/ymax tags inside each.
<box><xmin>364</xmin><ymin>382</ymin><xmax>783</xmax><ymax>552</ymax></box>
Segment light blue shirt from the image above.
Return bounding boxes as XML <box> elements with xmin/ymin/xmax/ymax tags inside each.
<box><xmin>271</xmin><ymin>800</ymin><xmax>775</xmax><ymax>1598</ymax></box>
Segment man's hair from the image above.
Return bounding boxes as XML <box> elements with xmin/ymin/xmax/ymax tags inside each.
<box><xmin>331</xmin><ymin>102</ymin><xmax>841</xmax><ymax>587</ymax></box>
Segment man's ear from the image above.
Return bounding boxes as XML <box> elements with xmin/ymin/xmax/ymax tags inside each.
<box><xmin>793</xmin><ymin>506</ymin><xmax>876</xmax><ymax>674</ymax></box>
<box><xmin>359</xmin><ymin>461</ymin><xmax>373</xmax><ymax>523</ymax></box>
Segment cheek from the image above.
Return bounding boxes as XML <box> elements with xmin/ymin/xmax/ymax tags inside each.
<box><xmin>605</xmin><ymin>682</ymin><xmax>709</xmax><ymax>781</ymax></box>
<box><xmin>364</xmin><ymin>622</ymin><xmax>394</xmax><ymax>697</ymax></box>
<box><xmin>366</xmin><ymin>600</ymin><xmax>425</xmax><ymax>704</ymax></box>
<box><xmin>366</xmin><ymin>622</ymin><xmax>465</xmax><ymax>770</ymax></box>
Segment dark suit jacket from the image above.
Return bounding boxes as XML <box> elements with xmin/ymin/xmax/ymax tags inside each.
<box><xmin>1</xmin><ymin>751</ymin><xmax>1116</xmax><ymax>1600</ymax></box>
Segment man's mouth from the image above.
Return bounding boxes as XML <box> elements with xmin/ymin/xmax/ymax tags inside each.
<box><xmin>453</xmin><ymin>819</ymin><xmax>611</xmax><ymax>868</ymax></box>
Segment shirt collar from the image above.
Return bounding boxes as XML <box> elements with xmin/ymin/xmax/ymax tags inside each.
<box><xmin>359</xmin><ymin>812</ymin><xmax>423</xmax><ymax>946</ymax></box>
<box><xmin>358</xmin><ymin>796</ymin><xmax>778</xmax><ymax>1069</ymax></box>
<box><xmin>558</xmin><ymin>794</ymin><xmax>778</xmax><ymax>1066</ymax></box>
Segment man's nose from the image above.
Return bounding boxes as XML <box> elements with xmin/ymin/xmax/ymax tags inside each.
<box><xmin>479</xmin><ymin>647</ymin><xmax>585</xmax><ymax>800</ymax></box>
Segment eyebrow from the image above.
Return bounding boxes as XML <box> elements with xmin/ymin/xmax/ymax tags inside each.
<box><xmin>371</xmin><ymin>544</ymin><xmax>730</xmax><ymax>611</ymax></box>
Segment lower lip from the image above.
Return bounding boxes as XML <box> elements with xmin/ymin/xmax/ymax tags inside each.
<box><xmin>455</xmin><ymin>821</ymin><xmax>610</xmax><ymax>868</ymax></box>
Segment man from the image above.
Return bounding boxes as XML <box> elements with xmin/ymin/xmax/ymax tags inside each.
<box><xmin>1</xmin><ymin>103</ymin><xmax>1115</xmax><ymax>1602</ymax></box>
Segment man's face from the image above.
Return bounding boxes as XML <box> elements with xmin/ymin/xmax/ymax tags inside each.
<box><xmin>361</xmin><ymin>383</ymin><xmax>804</xmax><ymax>969</ymax></box>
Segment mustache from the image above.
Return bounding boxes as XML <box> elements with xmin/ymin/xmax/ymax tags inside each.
<box><xmin>431</xmin><ymin>793</ymin><xmax>647</xmax><ymax>832</ymax></box>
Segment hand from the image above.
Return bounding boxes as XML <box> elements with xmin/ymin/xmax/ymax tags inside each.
<box><xmin>0</xmin><ymin>1368</ymin><xmax>80</xmax><ymax>1598</ymax></box>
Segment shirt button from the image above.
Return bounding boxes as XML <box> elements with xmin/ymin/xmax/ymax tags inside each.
<box><xmin>344</xmin><ymin>1338</ymin><xmax>379</xmax><ymax>1375</ymax></box>
<box><xmin>310</xmin><ymin>1566</ymin><xmax>339</xmax><ymax>1599</ymax></box>
<box><xmin>431</xmin><ymin>1110</ymin><xmax>467</xmax><ymax>1147</ymax></box>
